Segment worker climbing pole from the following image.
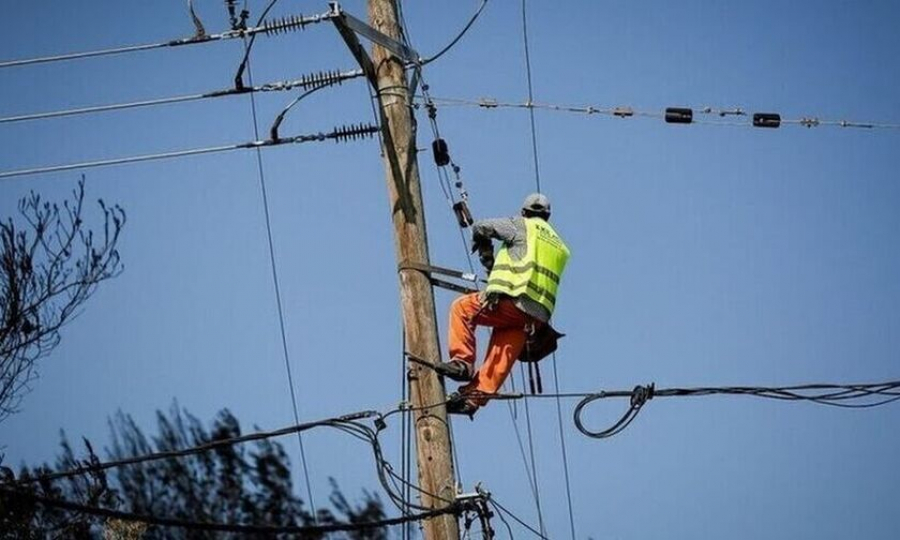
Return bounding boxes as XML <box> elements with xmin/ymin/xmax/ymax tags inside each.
<box><xmin>436</xmin><ymin>194</ymin><xmax>571</xmax><ymax>417</ymax></box>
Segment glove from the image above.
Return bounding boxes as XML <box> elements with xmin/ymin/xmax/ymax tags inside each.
<box><xmin>478</xmin><ymin>246</ymin><xmax>495</xmax><ymax>272</ymax></box>
<box><xmin>478</xmin><ymin>251</ymin><xmax>494</xmax><ymax>273</ymax></box>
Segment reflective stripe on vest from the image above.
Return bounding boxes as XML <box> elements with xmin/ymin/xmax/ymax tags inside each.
<box><xmin>485</xmin><ymin>217</ymin><xmax>570</xmax><ymax>314</ymax></box>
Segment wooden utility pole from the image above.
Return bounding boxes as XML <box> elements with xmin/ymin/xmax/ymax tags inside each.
<box><xmin>367</xmin><ymin>1</ymin><xmax>460</xmax><ymax>540</ymax></box>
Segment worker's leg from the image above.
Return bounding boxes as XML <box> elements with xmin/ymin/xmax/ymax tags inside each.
<box><xmin>475</xmin><ymin>327</ymin><xmax>527</xmax><ymax>394</ymax></box>
<box><xmin>460</xmin><ymin>298</ymin><xmax>530</xmax><ymax>405</ymax></box>
<box><xmin>447</xmin><ymin>292</ymin><xmax>485</xmax><ymax>367</ymax></box>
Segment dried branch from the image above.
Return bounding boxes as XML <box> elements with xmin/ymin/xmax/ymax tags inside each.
<box><xmin>0</xmin><ymin>176</ymin><xmax>125</xmax><ymax>423</ymax></box>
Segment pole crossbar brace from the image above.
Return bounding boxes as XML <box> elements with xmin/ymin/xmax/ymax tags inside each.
<box><xmin>329</xmin><ymin>1</ymin><xmax>420</xmax><ymax>92</ymax></box>
<box><xmin>399</xmin><ymin>261</ymin><xmax>481</xmax><ymax>294</ymax></box>
<box><xmin>329</xmin><ymin>2</ymin><xmax>419</xmax><ymax>63</ymax></box>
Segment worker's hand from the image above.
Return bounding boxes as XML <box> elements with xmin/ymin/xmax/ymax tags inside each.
<box><xmin>470</xmin><ymin>235</ymin><xmax>490</xmax><ymax>254</ymax></box>
<box><xmin>479</xmin><ymin>251</ymin><xmax>495</xmax><ymax>272</ymax></box>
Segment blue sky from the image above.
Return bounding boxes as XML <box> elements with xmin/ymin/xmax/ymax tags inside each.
<box><xmin>1</xmin><ymin>1</ymin><xmax>899</xmax><ymax>538</ymax></box>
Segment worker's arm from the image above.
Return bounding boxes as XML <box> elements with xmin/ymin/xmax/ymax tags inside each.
<box><xmin>471</xmin><ymin>217</ymin><xmax>526</xmax><ymax>270</ymax></box>
<box><xmin>472</xmin><ymin>217</ymin><xmax>522</xmax><ymax>244</ymax></box>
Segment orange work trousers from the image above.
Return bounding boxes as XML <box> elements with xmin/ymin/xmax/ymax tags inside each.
<box><xmin>448</xmin><ymin>292</ymin><xmax>538</xmax><ymax>404</ymax></box>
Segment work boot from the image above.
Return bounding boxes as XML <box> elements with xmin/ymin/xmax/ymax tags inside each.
<box><xmin>433</xmin><ymin>359</ymin><xmax>473</xmax><ymax>382</ymax></box>
<box><xmin>446</xmin><ymin>393</ymin><xmax>479</xmax><ymax>418</ymax></box>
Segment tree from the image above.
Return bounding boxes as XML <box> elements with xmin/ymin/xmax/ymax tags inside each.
<box><xmin>1</xmin><ymin>406</ymin><xmax>390</xmax><ymax>539</ymax></box>
<box><xmin>0</xmin><ymin>177</ymin><xmax>125</xmax><ymax>423</ymax></box>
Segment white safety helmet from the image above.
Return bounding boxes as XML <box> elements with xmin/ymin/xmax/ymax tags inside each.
<box><xmin>522</xmin><ymin>193</ymin><xmax>551</xmax><ymax>216</ymax></box>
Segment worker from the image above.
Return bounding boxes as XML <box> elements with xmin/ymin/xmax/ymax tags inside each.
<box><xmin>436</xmin><ymin>193</ymin><xmax>570</xmax><ymax>416</ymax></box>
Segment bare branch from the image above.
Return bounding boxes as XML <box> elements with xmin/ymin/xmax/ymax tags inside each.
<box><xmin>0</xmin><ymin>177</ymin><xmax>125</xmax><ymax>423</ymax></box>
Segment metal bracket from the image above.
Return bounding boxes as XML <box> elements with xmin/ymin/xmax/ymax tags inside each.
<box><xmin>329</xmin><ymin>2</ymin><xmax>419</xmax><ymax>63</ymax></box>
<box><xmin>330</xmin><ymin>5</ymin><xmax>378</xmax><ymax>88</ymax></box>
<box><xmin>398</xmin><ymin>261</ymin><xmax>481</xmax><ymax>295</ymax></box>
<box><xmin>329</xmin><ymin>1</ymin><xmax>420</xmax><ymax>95</ymax></box>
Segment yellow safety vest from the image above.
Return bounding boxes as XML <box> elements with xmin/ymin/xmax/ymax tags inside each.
<box><xmin>485</xmin><ymin>218</ymin><xmax>570</xmax><ymax>315</ymax></box>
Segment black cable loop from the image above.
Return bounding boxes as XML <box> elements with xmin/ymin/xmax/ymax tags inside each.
<box><xmin>573</xmin><ymin>384</ymin><xmax>654</xmax><ymax>439</ymax></box>
<box><xmin>573</xmin><ymin>381</ymin><xmax>900</xmax><ymax>439</ymax></box>
<box><xmin>419</xmin><ymin>0</ymin><xmax>490</xmax><ymax>66</ymax></box>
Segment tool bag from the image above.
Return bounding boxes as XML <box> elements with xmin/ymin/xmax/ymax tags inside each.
<box><xmin>517</xmin><ymin>323</ymin><xmax>565</xmax><ymax>394</ymax></box>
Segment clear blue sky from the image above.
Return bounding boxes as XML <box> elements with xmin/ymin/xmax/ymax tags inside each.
<box><xmin>2</xmin><ymin>1</ymin><xmax>900</xmax><ymax>538</ymax></box>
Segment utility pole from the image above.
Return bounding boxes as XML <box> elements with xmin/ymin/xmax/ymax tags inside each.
<box><xmin>367</xmin><ymin>1</ymin><xmax>460</xmax><ymax>539</ymax></box>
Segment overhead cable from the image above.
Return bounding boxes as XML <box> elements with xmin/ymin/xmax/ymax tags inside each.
<box><xmin>573</xmin><ymin>380</ymin><xmax>900</xmax><ymax>440</ymax></box>
<box><xmin>516</xmin><ymin>0</ymin><xmax>577</xmax><ymax>531</ymax></box>
<box><xmin>269</xmin><ymin>70</ymin><xmax>359</xmax><ymax>139</ymax></box>
<box><xmin>0</xmin><ymin>69</ymin><xmax>364</xmax><ymax>125</ymax></box>
<box><xmin>390</xmin><ymin>378</ymin><xmax>900</xmax><ymax>441</ymax></box>
<box><xmin>0</xmin><ymin>485</ymin><xmax>462</xmax><ymax>535</ymax></box>
<box><xmin>3</xmin><ymin>401</ymin><xmax>445</xmax><ymax>518</ymax></box>
<box><xmin>418</xmin><ymin>96</ymin><xmax>900</xmax><ymax>131</ymax></box>
<box><xmin>17</xmin><ymin>379</ymin><xmax>893</xmax><ymax>487</ymax></box>
<box><xmin>420</xmin><ymin>0</ymin><xmax>490</xmax><ymax>65</ymax></box>
<box><xmin>234</xmin><ymin>0</ymin><xmax>288</xmax><ymax>89</ymax></box>
<box><xmin>240</xmin><ymin>39</ymin><xmax>318</xmax><ymax>521</ymax></box>
<box><xmin>516</xmin><ymin>2</ymin><xmax>552</xmax><ymax>537</ymax></box>
<box><xmin>6</xmin><ymin>410</ymin><xmax>378</xmax><ymax>486</ymax></box>
<box><xmin>489</xmin><ymin>498</ymin><xmax>550</xmax><ymax>540</ymax></box>
<box><xmin>0</xmin><ymin>123</ymin><xmax>380</xmax><ymax>180</ymax></box>
<box><xmin>0</xmin><ymin>11</ymin><xmax>334</xmax><ymax>70</ymax></box>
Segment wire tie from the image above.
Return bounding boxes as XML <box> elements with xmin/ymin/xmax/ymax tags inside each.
<box><xmin>478</xmin><ymin>98</ymin><xmax>498</xmax><ymax>109</ymax></box>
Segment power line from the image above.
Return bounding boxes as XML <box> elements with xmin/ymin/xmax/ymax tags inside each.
<box><xmin>388</xmin><ymin>378</ymin><xmax>900</xmax><ymax>442</ymax></box>
<box><xmin>517</xmin><ymin>2</ymin><xmax>555</xmax><ymax>537</ymax></box>
<box><xmin>550</xmin><ymin>352</ymin><xmax>578</xmax><ymax>540</ymax></box>
<box><xmin>241</xmin><ymin>39</ymin><xmax>319</xmax><ymax>521</ymax></box>
<box><xmin>233</xmin><ymin>0</ymin><xmax>286</xmax><ymax>88</ymax></box>
<box><xmin>520</xmin><ymin>0</ymin><xmax>542</xmax><ymax>194</ymax></box>
<box><xmin>420</xmin><ymin>0</ymin><xmax>490</xmax><ymax>66</ymax></box>
<box><xmin>9</xmin><ymin>379</ymin><xmax>898</xmax><ymax>488</ymax></box>
<box><xmin>489</xmin><ymin>497</ymin><xmax>549</xmax><ymax>540</ymax></box>
<box><xmin>268</xmin><ymin>73</ymin><xmax>355</xmax><ymax>139</ymax></box>
<box><xmin>0</xmin><ymin>484</ymin><xmax>463</xmax><ymax>535</ymax></box>
<box><xmin>6</xmin><ymin>410</ymin><xmax>379</xmax><ymax>486</ymax></box>
<box><xmin>0</xmin><ymin>123</ymin><xmax>380</xmax><ymax>180</ymax></box>
<box><xmin>573</xmin><ymin>380</ymin><xmax>900</xmax><ymax>439</ymax></box>
<box><xmin>4</xmin><ymin>400</ymin><xmax>443</xmax><ymax>518</ymax></box>
<box><xmin>0</xmin><ymin>70</ymin><xmax>364</xmax><ymax>125</ymax></box>
<box><xmin>519</xmin><ymin>379</ymin><xmax>546</xmax><ymax>537</ymax></box>
<box><xmin>418</xmin><ymin>96</ymin><xmax>900</xmax><ymax>131</ymax></box>
<box><xmin>0</xmin><ymin>10</ymin><xmax>334</xmax><ymax>69</ymax></box>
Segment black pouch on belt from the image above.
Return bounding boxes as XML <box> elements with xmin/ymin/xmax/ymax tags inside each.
<box><xmin>518</xmin><ymin>323</ymin><xmax>565</xmax><ymax>394</ymax></box>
